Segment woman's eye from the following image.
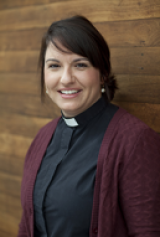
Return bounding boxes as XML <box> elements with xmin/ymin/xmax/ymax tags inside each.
<box><xmin>76</xmin><ymin>63</ymin><xmax>88</xmax><ymax>68</ymax></box>
<box><xmin>49</xmin><ymin>64</ymin><xmax>60</xmax><ymax>68</ymax></box>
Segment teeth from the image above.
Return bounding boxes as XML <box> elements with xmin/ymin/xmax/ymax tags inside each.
<box><xmin>61</xmin><ymin>90</ymin><xmax>78</xmax><ymax>94</ymax></box>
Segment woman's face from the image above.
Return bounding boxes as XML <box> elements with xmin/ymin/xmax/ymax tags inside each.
<box><xmin>44</xmin><ymin>42</ymin><xmax>102</xmax><ymax>118</ymax></box>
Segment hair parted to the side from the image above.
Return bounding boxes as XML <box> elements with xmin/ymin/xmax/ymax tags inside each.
<box><xmin>39</xmin><ymin>15</ymin><xmax>118</xmax><ymax>102</ymax></box>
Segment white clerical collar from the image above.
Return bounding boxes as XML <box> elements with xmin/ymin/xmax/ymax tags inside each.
<box><xmin>62</xmin><ymin>117</ymin><xmax>79</xmax><ymax>127</ymax></box>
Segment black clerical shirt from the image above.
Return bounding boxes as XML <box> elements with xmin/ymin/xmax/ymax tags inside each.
<box><xmin>33</xmin><ymin>97</ymin><xmax>118</xmax><ymax>237</ymax></box>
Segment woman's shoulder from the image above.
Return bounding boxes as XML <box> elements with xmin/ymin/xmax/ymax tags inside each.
<box><xmin>33</xmin><ymin>116</ymin><xmax>61</xmax><ymax>145</ymax></box>
<box><xmin>37</xmin><ymin>117</ymin><xmax>60</xmax><ymax>136</ymax></box>
<box><xmin>101</xmin><ymin>106</ymin><xmax>160</xmax><ymax>169</ymax></box>
<box><xmin>106</xmin><ymin>105</ymin><xmax>160</xmax><ymax>146</ymax></box>
<box><xmin>112</xmin><ymin>106</ymin><xmax>153</xmax><ymax>133</ymax></box>
<box><xmin>23</xmin><ymin>117</ymin><xmax>61</xmax><ymax>167</ymax></box>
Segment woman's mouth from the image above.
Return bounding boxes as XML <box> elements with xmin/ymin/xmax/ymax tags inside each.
<box><xmin>58</xmin><ymin>89</ymin><xmax>82</xmax><ymax>98</ymax></box>
<box><xmin>60</xmin><ymin>90</ymin><xmax>79</xmax><ymax>94</ymax></box>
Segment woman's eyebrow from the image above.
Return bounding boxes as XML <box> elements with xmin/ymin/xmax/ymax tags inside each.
<box><xmin>46</xmin><ymin>58</ymin><xmax>60</xmax><ymax>63</ymax></box>
<box><xmin>45</xmin><ymin>57</ymin><xmax>89</xmax><ymax>63</ymax></box>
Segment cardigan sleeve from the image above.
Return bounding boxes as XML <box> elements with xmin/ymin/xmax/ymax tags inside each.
<box><xmin>17</xmin><ymin>136</ymin><xmax>37</xmax><ymax>237</ymax></box>
<box><xmin>17</xmin><ymin>118</ymin><xmax>60</xmax><ymax>237</ymax></box>
<box><xmin>17</xmin><ymin>127</ymin><xmax>47</xmax><ymax>237</ymax></box>
<box><xmin>119</xmin><ymin>127</ymin><xmax>160</xmax><ymax>237</ymax></box>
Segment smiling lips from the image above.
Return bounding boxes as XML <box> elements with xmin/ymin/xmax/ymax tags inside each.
<box><xmin>58</xmin><ymin>89</ymin><xmax>82</xmax><ymax>98</ymax></box>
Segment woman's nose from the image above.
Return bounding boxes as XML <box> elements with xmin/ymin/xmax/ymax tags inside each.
<box><xmin>60</xmin><ymin>68</ymin><xmax>74</xmax><ymax>85</ymax></box>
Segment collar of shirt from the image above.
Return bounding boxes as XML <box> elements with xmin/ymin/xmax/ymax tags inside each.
<box><xmin>61</xmin><ymin>97</ymin><xmax>107</xmax><ymax>127</ymax></box>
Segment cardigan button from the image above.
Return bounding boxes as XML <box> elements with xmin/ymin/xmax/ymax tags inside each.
<box><xmin>93</xmin><ymin>227</ymin><xmax>98</xmax><ymax>233</ymax></box>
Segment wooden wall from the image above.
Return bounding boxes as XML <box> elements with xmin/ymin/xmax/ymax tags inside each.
<box><xmin>0</xmin><ymin>0</ymin><xmax>160</xmax><ymax>236</ymax></box>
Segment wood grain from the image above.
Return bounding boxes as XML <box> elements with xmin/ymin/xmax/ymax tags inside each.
<box><xmin>113</xmin><ymin>101</ymin><xmax>160</xmax><ymax>133</ymax></box>
<box><xmin>0</xmin><ymin>73</ymin><xmax>40</xmax><ymax>95</ymax></box>
<box><xmin>0</xmin><ymin>193</ymin><xmax>21</xmax><ymax>237</ymax></box>
<box><xmin>1</xmin><ymin>18</ymin><xmax>160</xmax><ymax>51</ymax></box>
<box><xmin>0</xmin><ymin>230</ymin><xmax>17</xmax><ymax>237</ymax></box>
<box><xmin>97</xmin><ymin>18</ymin><xmax>160</xmax><ymax>47</ymax></box>
<box><xmin>0</xmin><ymin>28</ymin><xmax>46</xmax><ymax>51</ymax></box>
<box><xmin>0</xmin><ymin>188</ymin><xmax>21</xmax><ymax>237</ymax></box>
<box><xmin>0</xmin><ymin>51</ymin><xmax>38</xmax><ymax>73</ymax></box>
<box><xmin>0</xmin><ymin>94</ymin><xmax>60</xmax><ymax>118</ymax></box>
<box><xmin>111</xmin><ymin>47</ymin><xmax>160</xmax><ymax>74</ymax></box>
<box><xmin>0</xmin><ymin>210</ymin><xmax>20</xmax><ymax>236</ymax></box>
<box><xmin>0</xmin><ymin>111</ymin><xmax>51</xmax><ymax>137</ymax></box>
<box><xmin>0</xmin><ymin>0</ymin><xmax>68</xmax><ymax>10</ymax></box>
<box><xmin>0</xmin><ymin>153</ymin><xmax>24</xmax><ymax>176</ymax></box>
<box><xmin>0</xmin><ymin>172</ymin><xmax>21</xmax><ymax>198</ymax></box>
<box><xmin>1</xmin><ymin>47</ymin><xmax>160</xmax><ymax>74</ymax></box>
<box><xmin>0</xmin><ymin>0</ymin><xmax>160</xmax><ymax>31</ymax></box>
<box><xmin>115</xmin><ymin>74</ymin><xmax>160</xmax><ymax>104</ymax></box>
<box><xmin>0</xmin><ymin>193</ymin><xmax>21</xmax><ymax>220</ymax></box>
<box><xmin>0</xmin><ymin>133</ymin><xmax>32</xmax><ymax>158</ymax></box>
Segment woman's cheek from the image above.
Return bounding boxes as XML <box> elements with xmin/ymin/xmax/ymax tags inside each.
<box><xmin>45</xmin><ymin>71</ymin><xmax>55</xmax><ymax>86</ymax></box>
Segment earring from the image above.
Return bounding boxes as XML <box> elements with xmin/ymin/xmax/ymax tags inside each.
<box><xmin>101</xmin><ymin>85</ymin><xmax>106</xmax><ymax>93</ymax></box>
<box><xmin>101</xmin><ymin>76</ymin><xmax>106</xmax><ymax>93</ymax></box>
<box><xmin>46</xmin><ymin>89</ymin><xmax>48</xmax><ymax>94</ymax></box>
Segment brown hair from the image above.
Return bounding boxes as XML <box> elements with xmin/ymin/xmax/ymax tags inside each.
<box><xmin>39</xmin><ymin>15</ymin><xmax>118</xmax><ymax>102</ymax></box>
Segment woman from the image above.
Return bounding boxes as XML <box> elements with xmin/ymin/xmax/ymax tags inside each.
<box><xmin>18</xmin><ymin>15</ymin><xmax>160</xmax><ymax>237</ymax></box>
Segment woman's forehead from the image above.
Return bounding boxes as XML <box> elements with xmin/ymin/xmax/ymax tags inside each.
<box><xmin>45</xmin><ymin>42</ymin><xmax>88</xmax><ymax>62</ymax></box>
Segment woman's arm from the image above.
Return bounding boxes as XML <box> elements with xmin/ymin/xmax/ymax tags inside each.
<box><xmin>17</xmin><ymin>118</ymin><xmax>60</xmax><ymax>237</ymax></box>
<box><xmin>119</xmin><ymin>128</ymin><xmax>160</xmax><ymax>237</ymax></box>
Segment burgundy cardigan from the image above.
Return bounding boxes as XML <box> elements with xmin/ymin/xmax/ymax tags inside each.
<box><xmin>18</xmin><ymin>108</ymin><xmax>160</xmax><ymax>237</ymax></box>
